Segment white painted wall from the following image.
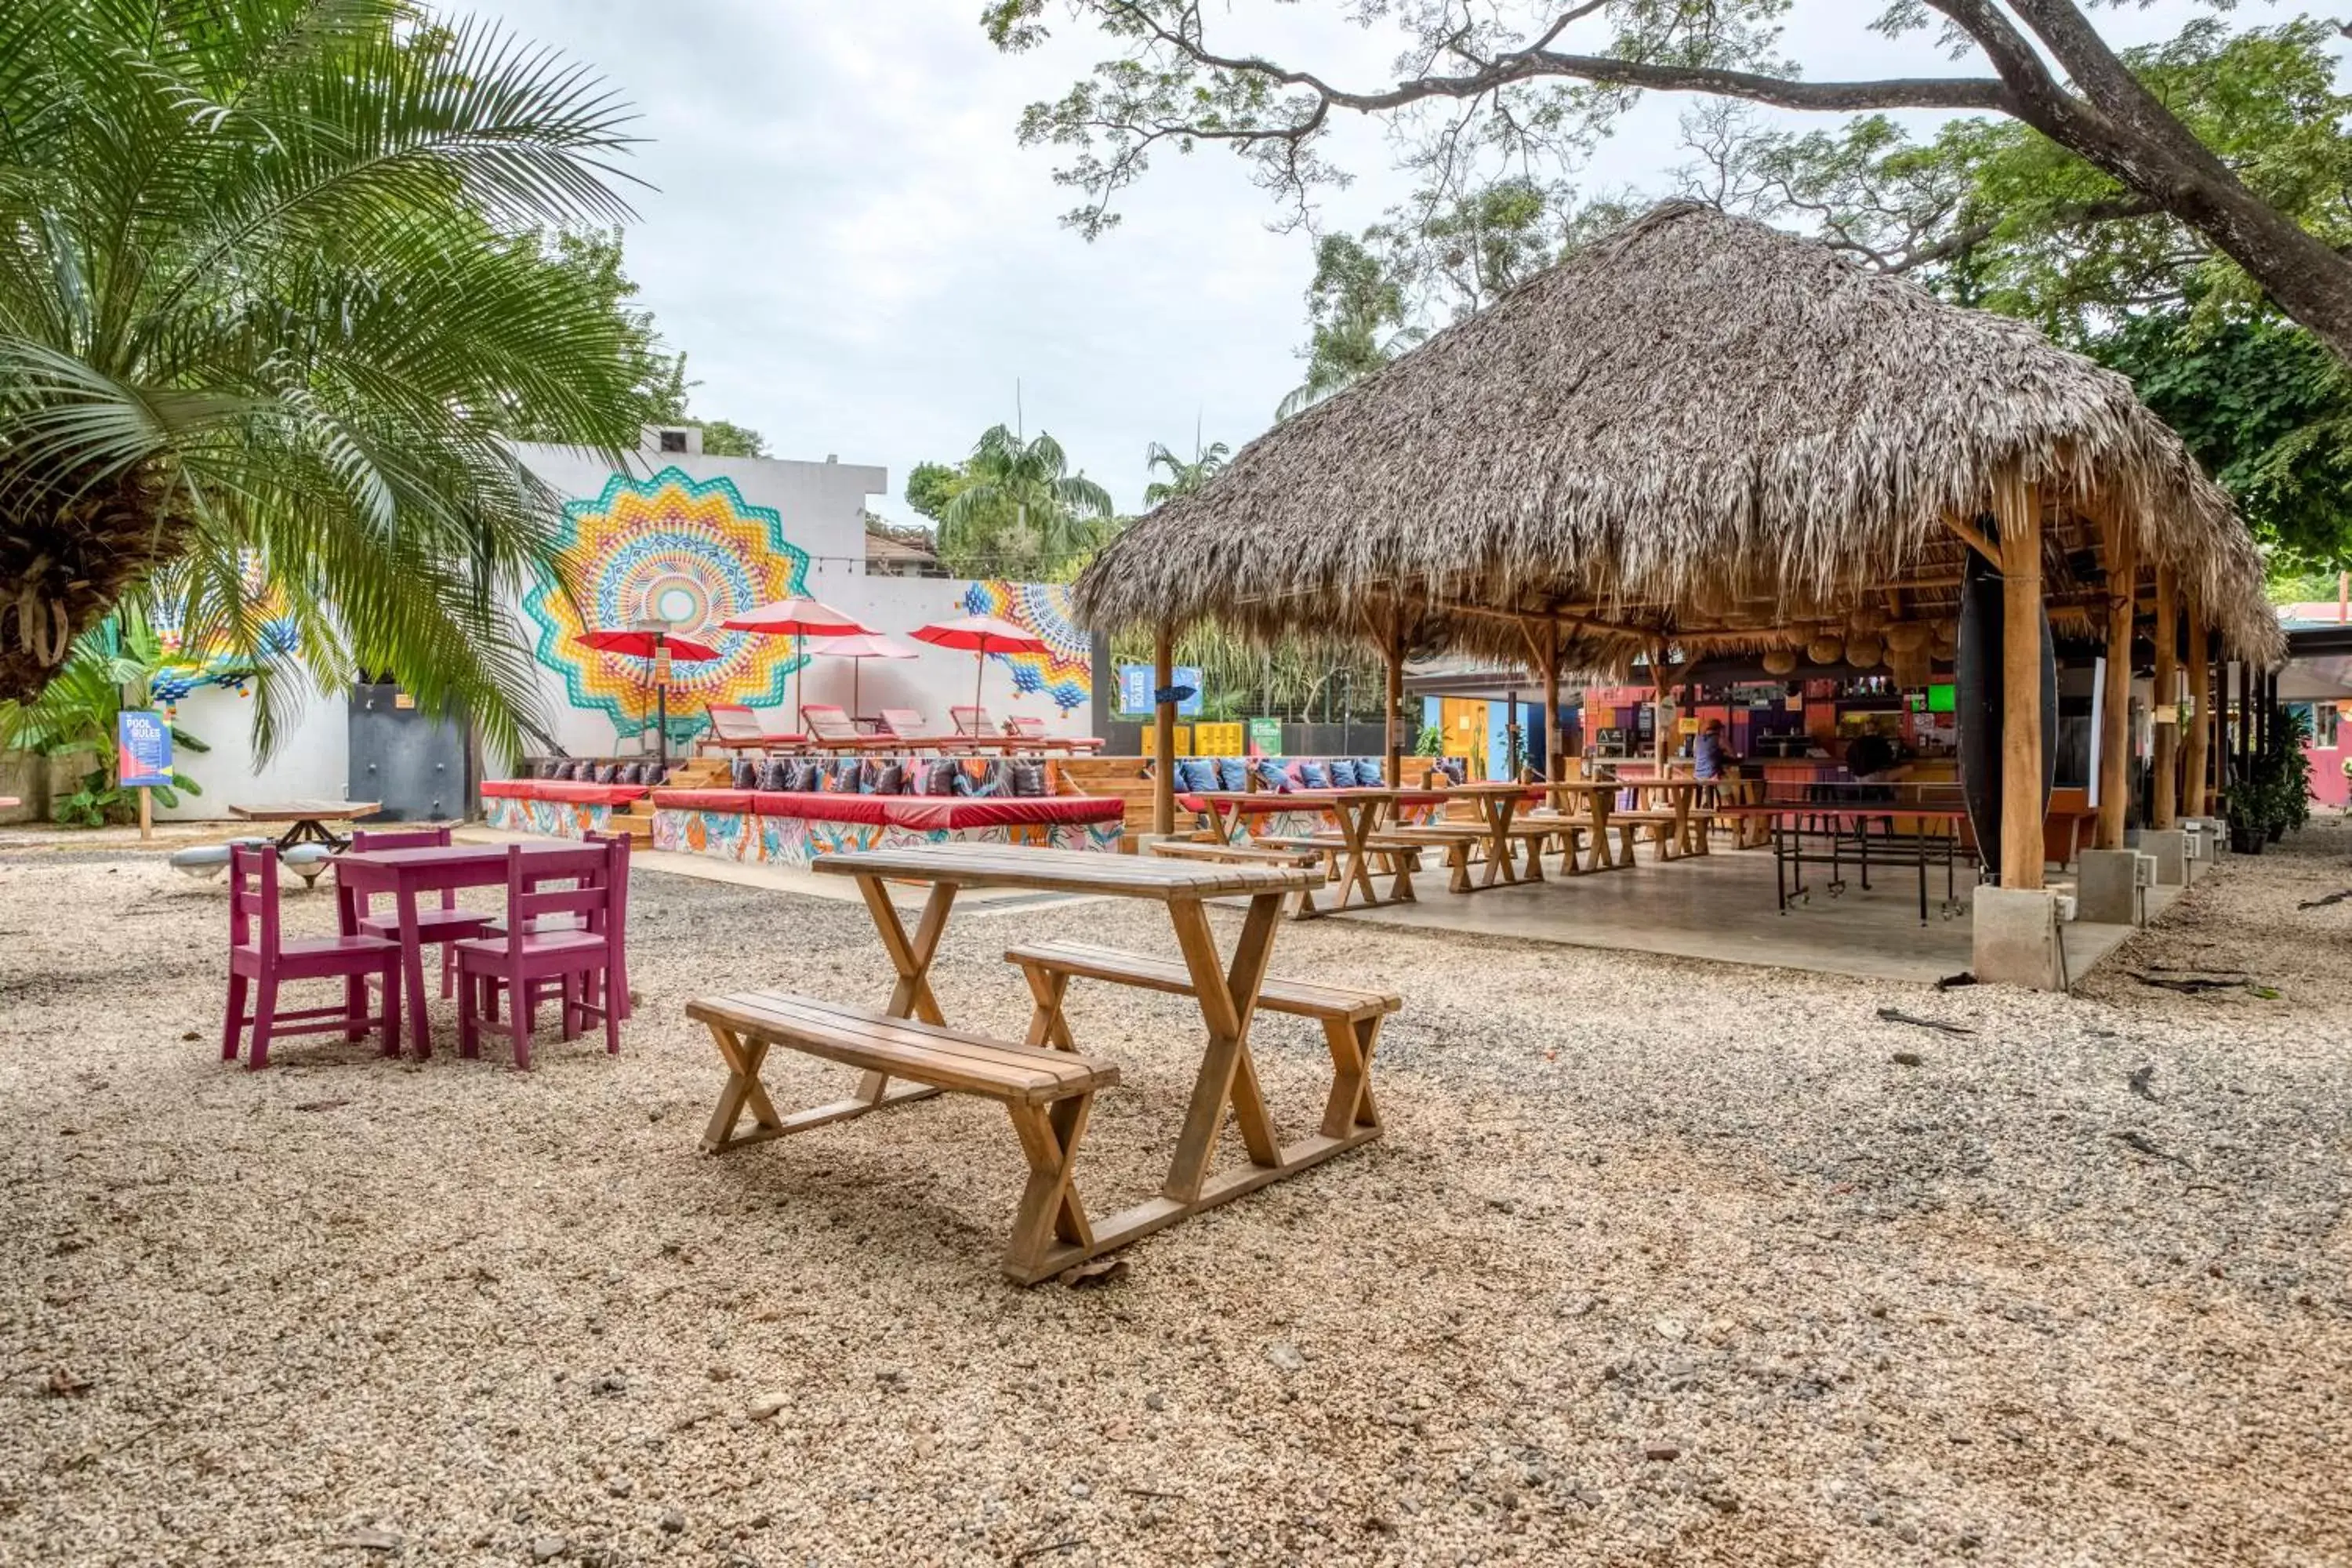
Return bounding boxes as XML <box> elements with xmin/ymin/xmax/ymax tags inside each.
<box><xmin>154</xmin><ymin>679</ymin><xmax>347</xmax><ymax>821</ymax></box>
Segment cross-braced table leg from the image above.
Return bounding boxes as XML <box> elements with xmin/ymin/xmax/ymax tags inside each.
<box><xmin>852</xmin><ymin>874</ymin><xmax>957</xmax><ymax>1105</ymax></box>
<box><xmin>1330</xmin><ymin>798</ymin><xmax>1388</xmax><ymax>911</ymax></box>
<box><xmin>1317</xmin><ymin>1014</ymin><xmax>1383</xmax><ymax>1138</ymax></box>
<box><xmin>1163</xmin><ymin>893</ymin><xmax>1284</xmax><ymax>1201</ymax></box>
<box><xmin>699</xmin><ymin>1019</ymin><xmax>942</xmax><ymax>1153</ymax></box>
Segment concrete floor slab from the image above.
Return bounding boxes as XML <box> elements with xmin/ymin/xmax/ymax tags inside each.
<box><xmin>1324</xmin><ymin>844</ymin><xmax>2169</xmax><ymax>987</ymax></box>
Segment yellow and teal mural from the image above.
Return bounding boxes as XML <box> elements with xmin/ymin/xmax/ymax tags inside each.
<box><xmin>522</xmin><ymin>466</ymin><xmax>809</xmax><ymax>739</ymax></box>
<box><xmin>962</xmin><ymin>580</ymin><xmax>1091</xmax><ymax>713</ymax></box>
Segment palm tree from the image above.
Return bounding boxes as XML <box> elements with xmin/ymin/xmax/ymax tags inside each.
<box><xmin>0</xmin><ymin>0</ymin><xmax>647</xmax><ymax>756</ymax></box>
<box><xmin>1142</xmin><ymin>438</ymin><xmax>1231</xmax><ymax>505</ymax></box>
<box><xmin>940</xmin><ymin>425</ymin><xmax>1116</xmax><ymax>571</ymax></box>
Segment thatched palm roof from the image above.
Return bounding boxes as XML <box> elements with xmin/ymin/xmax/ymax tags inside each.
<box><xmin>1077</xmin><ymin>203</ymin><xmax>2283</xmax><ymax>669</ymax></box>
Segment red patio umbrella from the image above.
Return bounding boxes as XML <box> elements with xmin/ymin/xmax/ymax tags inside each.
<box><xmin>808</xmin><ymin>631</ymin><xmax>919</xmax><ymax>722</ymax></box>
<box><xmin>718</xmin><ymin>597</ymin><xmax>874</xmax><ymax>728</ymax></box>
<box><xmin>573</xmin><ymin>628</ymin><xmax>720</xmax><ymax>773</ymax></box>
<box><xmin>910</xmin><ymin>613</ymin><xmax>1049</xmax><ymax>726</ymax></box>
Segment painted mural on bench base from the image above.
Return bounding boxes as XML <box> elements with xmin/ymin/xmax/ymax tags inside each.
<box><xmin>485</xmin><ymin>794</ymin><xmax>623</xmax><ymax>840</ymax></box>
<box><xmin>652</xmin><ymin>807</ymin><xmax>1123</xmax><ymax>869</ymax></box>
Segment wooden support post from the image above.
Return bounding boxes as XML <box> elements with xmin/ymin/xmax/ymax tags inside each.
<box><xmin>2094</xmin><ymin>519</ymin><xmax>2135</xmax><ymax>850</ymax></box>
<box><xmin>1384</xmin><ymin>610</ymin><xmax>1405</xmax><ymax>787</ymax></box>
<box><xmin>2183</xmin><ymin>609</ymin><xmax>2211</xmax><ymax>820</ymax></box>
<box><xmin>1542</xmin><ymin>622</ymin><xmax>1563</xmax><ymax>782</ymax></box>
<box><xmin>1150</xmin><ymin>626</ymin><xmax>1174</xmax><ymax>838</ymax></box>
<box><xmin>1996</xmin><ymin>477</ymin><xmax>2045</xmax><ymax>890</ymax></box>
<box><xmin>2151</xmin><ymin>568</ymin><xmax>2178</xmax><ymax>829</ymax></box>
<box><xmin>137</xmin><ymin>786</ymin><xmax>152</xmax><ymax>843</ymax></box>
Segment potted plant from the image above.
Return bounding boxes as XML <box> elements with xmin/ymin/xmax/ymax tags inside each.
<box><xmin>2222</xmin><ymin>775</ymin><xmax>2274</xmax><ymax>855</ymax></box>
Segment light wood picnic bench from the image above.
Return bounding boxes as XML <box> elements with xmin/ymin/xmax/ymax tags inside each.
<box><xmin>1149</xmin><ymin>837</ymin><xmax>1327</xmax><ymax>918</ymax></box>
<box><xmin>691</xmin><ymin>844</ymin><xmax>1394</xmax><ymax>1284</ymax></box>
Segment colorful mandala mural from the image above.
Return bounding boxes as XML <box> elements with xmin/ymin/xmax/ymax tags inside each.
<box><xmin>147</xmin><ymin>550</ymin><xmax>297</xmax><ymax>714</ymax></box>
<box><xmin>960</xmin><ymin>581</ymin><xmax>1092</xmax><ymax>713</ymax></box>
<box><xmin>522</xmin><ymin>467</ymin><xmax>811</xmax><ymax>739</ymax></box>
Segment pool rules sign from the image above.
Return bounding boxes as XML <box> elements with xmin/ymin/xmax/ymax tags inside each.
<box><xmin>117</xmin><ymin>710</ymin><xmax>172</xmax><ymax>840</ymax></box>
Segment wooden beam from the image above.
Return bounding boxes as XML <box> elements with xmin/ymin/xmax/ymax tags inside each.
<box><xmin>2151</xmin><ymin>568</ymin><xmax>2178</xmax><ymax>829</ymax></box>
<box><xmin>1383</xmin><ymin>608</ymin><xmax>1406</xmax><ymax>787</ymax></box>
<box><xmin>1542</xmin><ymin>620</ymin><xmax>1564</xmax><ymax>782</ymax></box>
<box><xmin>2094</xmin><ymin>517</ymin><xmax>2135</xmax><ymax>851</ymax></box>
<box><xmin>1151</xmin><ymin>626</ymin><xmax>1174</xmax><ymax>838</ymax></box>
<box><xmin>2183</xmin><ymin>604</ymin><xmax>2211</xmax><ymax>820</ymax></box>
<box><xmin>1945</xmin><ymin>512</ymin><xmax>2002</xmax><ymax>568</ymax></box>
<box><xmin>1994</xmin><ymin>478</ymin><xmax>2045</xmax><ymax>890</ymax></box>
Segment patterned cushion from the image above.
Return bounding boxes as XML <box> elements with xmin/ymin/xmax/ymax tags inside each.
<box><xmin>731</xmin><ymin>759</ymin><xmax>759</xmax><ymax>791</ymax></box>
<box><xmin>537</xmin><ymin>758</ymin><xmax>564</xmax><ymax>780</ymax></box>
<box><xmin>829</xmin><ymin>760</ymin><xmax>862</xmax><ymax>793</ymax></box>
<box><xmin>757</xmin><ymin>759</ymin><xmax>793</xmax><ymax>793</ymax></box>
<box><xmin>952</xmin><ymin>763</ymin><xmax>1005</xmax><ymax>798</ymax></box>
<box><xmin>1252</xmin><ymin>759</ymin><xmax>1290</xmax><ymax>793</ymax></box>
<box><xmin>593</xmin><ymin>762</ymin><xmax>621</xmax><ymax>785</ymax></box>
<box><xmin>1007</xmin><ymin>760</ymin><xmax>1046</xmax><ymax>798</ymax></box>
<box><xmin>869</xmin><ymin>762</ymin><xmax>906</xmax><ymax>796</ymax></box>
<box><xmin>924</xmin><ymin>759</ymin><xmax>961</xmax><ymax>797</ymax></box>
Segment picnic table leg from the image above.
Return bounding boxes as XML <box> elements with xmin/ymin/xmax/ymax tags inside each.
<box><xmin>1162</xmin><ymin>893</ymin><xmax>1284</xmax><ymax>1202</ymax></box>
<box><xmin>396</xmin><ymin>882</ymin><xmax>430</xmax><ymax>1057</ymax></box>
<box><xmin>699</xmin><ymin>1023</ymin><xmax>785</xmax><ymax>1152</ymax></box>
<box><xmin>1332</xmin><ymin>799</ymin><xmax>1382</xmax><ymax>911</ymax></box>
<box><xmin>1018</xmin><ymin>963</ymin><xmax>1078</xmax><ymax>1050</ymax></box>
<box><xmin>855</xmin><ymin>874</ymin><xmax>956</xmax><ymax>1103</ymax></box>
<box><xmin>1004</xmin><ymin>1094</ymin><xmax>1097</xmax><ymax>1282</ymax></box>
<box><xmin>1479</xmin><ymin>796</ymin><xmax>1519</xmax><ymax>887</ymax></box>
<box><xmin>1316</xmin><ymin>1014</ymin><xmax>1383</xmax><ymax>1138</ymax></box>
<box><xmin>1588</xmin><ymin>796</ymin><xmax>1616</xmax><ymax>870</ymax></box>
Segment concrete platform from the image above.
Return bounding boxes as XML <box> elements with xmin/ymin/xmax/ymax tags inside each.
<box><xmin>1330</xmin><ymin>844</ymin><xmax>2170</xmax><ymax>986</ymax></box>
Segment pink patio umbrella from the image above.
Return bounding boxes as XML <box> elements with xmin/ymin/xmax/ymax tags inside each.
<box><xmin>717</xmin><ymin>597</ymin><xmax>873</xmax><ymax>728</ymax></box>
<box><xmin>909</xmin><ymin>613</ymin><xmax>1049</xmax><ymax>727</ymax></box>
<box><xmin>573</xmin><ymin>627</ymin><xmax>720</xmax><ymax>773</ymax></box>
<box><xmin>808</xmin><ymin>631</ymin><xmax>919</xmax><ymax>721</ymax></box>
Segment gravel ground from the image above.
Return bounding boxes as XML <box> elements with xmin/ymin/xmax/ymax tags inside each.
<box><xmin>1</xmin><ymin>823</ymin><xmax>2347</xmax><ymax>1567</ymax></box>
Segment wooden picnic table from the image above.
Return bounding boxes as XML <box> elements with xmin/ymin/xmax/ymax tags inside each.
<box><xmin>333</xmin><ymin>840</ymin><xmax>579</xmax><ymax>1056</ymax></box>
<box><xmin>1188</xmin><ymin>787</ymin><xmax>1421</xmax><ymax>913</ymax></box>
<box><xmin>230</xmin><ymin>800</ymin><xmax>382</xmax><ymax>851</ymax></box>
<box><xmin>736</xmin><ymin>842</ymin><xmax>1374</xmax><ymax>1279</ymax></box>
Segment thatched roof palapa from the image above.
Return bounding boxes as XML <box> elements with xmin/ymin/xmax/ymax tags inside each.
<box><xmin>1077</xmin><ymin>203</ymin><xmax>2283</xmax><ymax>670</ymax></box>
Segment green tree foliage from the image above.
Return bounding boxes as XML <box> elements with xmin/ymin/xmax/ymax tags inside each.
<box><xmin>0</xmin><ymin>0</ymin><xmax>650</xmax><ymax>756</ymax></box>
<box><xmin>904</xmin><ymin>462</ymin><xmax>963</xmax><ymax>523</ymax></box>
<box><xmin>695</xmin><ymin>420</ymin><xmax>768</xmax><ymax>459</ymax></box>
<box><xmin>1277</xmin><ymin>235</ymin><xmax>1425</xmax><ymax>420</ymax></box>
<box><xmin>1142</xmin><ymin>440</ymin><xmax>1230</xmax><ymax>505</ymax></box>
<box><xmin>0</xmin><ymin>604</ymin><xmax>230</xmax><ymax>822</ymax></box>
<box><xmin>2090</xmin><ymin>307</ymin><xmax>2352</xmax><ymax>572</ymax></box>
<box><xmin>935</xmin><ymin>426</ymin><xmax>1117</xmax><ymax>578</ymax></box>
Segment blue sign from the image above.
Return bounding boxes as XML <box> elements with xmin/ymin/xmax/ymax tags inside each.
<box><xmin>117</xmin><ymin>710</ymin><xmax>174</xmax><ymax>789</ymax></box>
<box><xmin>1117</xmin><ymin>664</ymin><xmax>1203</xmax><ymax>717</ymax></box>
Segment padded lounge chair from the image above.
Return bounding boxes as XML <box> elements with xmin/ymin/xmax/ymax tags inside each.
<box><xmin>701</xmin><ymin>703</ymin><xmax>804</xmax><ymax>757</ymax></box>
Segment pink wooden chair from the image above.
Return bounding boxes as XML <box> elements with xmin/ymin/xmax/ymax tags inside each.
<box><xmin>348</xmin><ymin>826</ymin><xmax>492</xmax><ymax>1000</ymax></box>
<box><xmin>478</xmin><ymin>830</ymin><xmax>633</xmax><ymax>1031</ymax></box>
<box><xmin>454</xmin><ymin>840</ymin><xmax>629</xmax><ymax>1069</ymax></box>
<box><xmin>223</xmin><ymin>845</ymin><xmax>401</xmax><ymax>1070</ymax></box>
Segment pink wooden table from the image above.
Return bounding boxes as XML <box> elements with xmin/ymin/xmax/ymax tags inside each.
<box><xmin>334</xmin><ymin>840</ymin><xmax>580</xmax><ymax>1056</ymax></box>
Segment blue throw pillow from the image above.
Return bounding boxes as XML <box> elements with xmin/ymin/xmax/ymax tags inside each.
<box><xmin>1330</xmin><ymin>759</ymin><xmax>1360</xmax><ymax>787</ymax></box>
<box><xmin>1215</xmin><ymin>757</ymin><xmax>1247</xmax><ymax>792</ymax></box>
<box><xmin>1252</xmin><ymin>759</ymin><xmax>1289</xmax><ymax>793</ymax></box>
<box><xmin>1356</xmin><ymin>758</ymin><xmax>1384</xmax><ymax>786</ymax></box>
<box><xmin>1175</xmin><ymin>758</ymin><xmax>1218</xmax><ymax>793</ymax></box>
<box><xmin>1298</xmin><ymin>760</ymin><xmax>1331</xmax><ymax>789</ymax></box>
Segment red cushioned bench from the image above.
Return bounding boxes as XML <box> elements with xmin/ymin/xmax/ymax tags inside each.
<box><xmin>649</xmin><ymin>789</ymin><xmax>1120</xmax><ymax>832</ymax></box>
<box><xmin>482</xmin><ymin>779</ymin><xmax>649</xmax><ymax>808</ymax></box>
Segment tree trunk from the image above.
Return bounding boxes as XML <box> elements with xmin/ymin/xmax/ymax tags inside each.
<box><xmin>0</xmin><ymin>463</ymin><xmax>191</xmax><ymax>703</ymax></box>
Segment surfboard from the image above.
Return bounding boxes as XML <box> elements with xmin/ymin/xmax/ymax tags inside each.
<box><xmin>1955</xmin><ymin>547</ymin><xmax>2057</xmax><ymax>881</ymax></box>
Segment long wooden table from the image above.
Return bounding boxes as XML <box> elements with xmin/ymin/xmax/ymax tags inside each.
<box><xmin>1188</xmin><ymin>787</ymin><xmax>1422</xmax><ymax>913</ymax></box>
<box><xmin>334</xmin><ymin>840</ymin><xmax>579</xmax><ymax>1056</ymax></box>
<box><xmin>230</xmin><ymin>800</ymin><xmax>382</xmax><ymax>851</ymax></box>
<box><xmin>780</xmin><ymin>843</ymin><xmax>1375</xmax><ymax>1276</ymax></box>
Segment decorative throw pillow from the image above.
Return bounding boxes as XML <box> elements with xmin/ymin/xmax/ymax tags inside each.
<box><xmin>593</xmin><ymin>762</ymin><xmax>621</xmax><ymax>784</ymax></box>
<box><xmin>753</xmin><ymin>759</ymin><xmax>790</xmax><ymax>793</ymax></box>
<box><xmin>1214</xmin><ymin>757</ymin><xmax>1247</xmax><ymax>791</ymax></box>
<box><xmin>1174</xmin><ymin>758</ymin><xmax>1218</xmax><ymax>793</ymax></box>
<box><xmin>537</xmin><ymin>758</ymin><xmax>562</xmax><ymax>780</ymax></box>
<box><xmin>826</xmin><ymin>759</ymin><xmax>861</xmax><ymax>793</ymax></box>
<box><xmin>1356</xmin><ymin>758</ymin><xmax>1385</xmax><ymax>786</ymax></box>
<box><xmin>1298</xmin><ymin>760</ymin><xmax>1330</xmax><ymax>789</ymax></box>
<box><xmin>869</xmin><ymin>762</ymin><xmax>906</xmax><ymax>795</ymax></box>
<box><xmin>953</xmin><ymin>763</ymin><xmax>1006</xmax><ymax>798</ymax></box>
<box><xmin>1007</xmin><ymin>760</ymin><xmax>1047</xmax><ymax>798</ymax></box>
<box><xmin>924</xmin><ymin>759</ymin><xmax>961</xmax><ymax>797</ymax></box>
<box><xmin>1252</xmin><ymin>759</ymin><xmax>1290</xmax><ymax>793</ymax></box>
<box><xmin>731</xmin><ymin>760</ymin><xmax>757</xmax><ymax>791</ymax></box>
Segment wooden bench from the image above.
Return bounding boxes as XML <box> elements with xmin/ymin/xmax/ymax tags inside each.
<box><xmin>1150</xmin><ymin>837</ymin><xmax>1327</xmax><ymax>918</ymax></box>
<box><xmin>688</xmin><ymin>989</ymin><xmax>1119</xmax><ymax>1284</ymax></box>
<box><xmin>1006</xmin><ymin>939</ymin><xmax>1395</xmax><ymax>1145</ymax></box>
<box><xmin>1261</xmin><ymin>832</ymin><xmax>1425</xmax><ymax>907</ymax></box>
<box><xmin>1383</xmin><ymin>820</ymin><xmax>1566</xmax><ymax>891</ymax></box>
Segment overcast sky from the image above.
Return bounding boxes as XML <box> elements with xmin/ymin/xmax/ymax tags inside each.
<box><xmin>481</xmin><ymin>1</ymin><xmax>2290</xmax><ymax>523</ymax></box>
